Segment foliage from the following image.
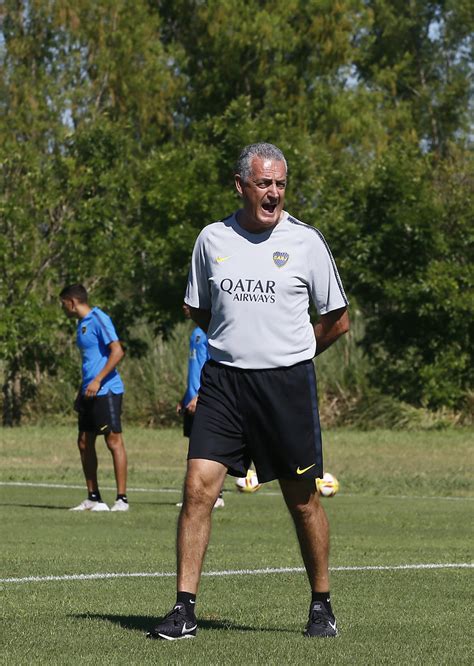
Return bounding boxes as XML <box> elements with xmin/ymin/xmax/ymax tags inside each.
<box><xmin>341</xmin><ymin>145</ymin><xmax>473</xmax><ymax>409</ymax></box>
<box><xmin>0</xmin><ymin>0</ymin><xmax>472</xmax><ymax>423</ymax></box>
<box><xmin>18</xmin><ymin>312</ymin><xmax>470</xmax><ymax>429</ymax></box>
<box><xmin>119</xmin><ymin>321</ymin><xmax>191</xmax><ymax>426</ymax></box>
<box><xmin>0</xmin><ymin>0</ymin><xmax>181</xmax><ymax>423</ymax></box>
<box><xmin>357</xmin><ymin>0</ymin><xmax>473</xmax><ymax>155</ymax></box>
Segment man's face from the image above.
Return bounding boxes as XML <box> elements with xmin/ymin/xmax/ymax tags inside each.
<box><xmin>182</xmin><ymin>304</ymin><xmax>191</xmax><ymax>319</ymax></box>
<box><xmin>61</xmin><ymin>298</ymin><xmax>76</xmax><ymax>319</ymax></box>
<box><xmin>235</xmin><ymin>156</ymin><xmax>287</xmax><ymax>233</ymax></box>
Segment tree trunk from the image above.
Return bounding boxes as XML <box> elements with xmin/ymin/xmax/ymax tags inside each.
<box><xmin>2</xmin><ymin>361</ymin><xmax>22</xmax><ymax>426</ymax></box>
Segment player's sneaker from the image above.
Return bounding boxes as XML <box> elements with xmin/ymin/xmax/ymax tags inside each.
<box><xmin>89</xmin><ymin>501</ymin><xmax>110</xmax><ymax>512</ymax></box>
<box><xmin>146</xmin><ymin>603</ymin><xmax>197</xmax><ymax>641</ymax></box>
<box><xmin>303</xmin><ymin>602</ymin><xmax>338</xmax><ymax>638</ymax></box>
<box><xmin>69</xmin><ymin>499</ymin><xmax>108</xmax><ymax>511</ymax></box>
<box><xmin>111</xmin><ymin>499</ymin><xmax>129</xmax><ymax>512</ymax></box>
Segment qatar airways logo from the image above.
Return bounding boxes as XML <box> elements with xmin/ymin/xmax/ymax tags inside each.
<box><xmin>220</xmin><ymin>278</ymin><xmax>276</xmax><ymax>303</ymax></box>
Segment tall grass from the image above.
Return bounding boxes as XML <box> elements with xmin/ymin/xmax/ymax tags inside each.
<box><xmin>120</xmin><ymin>321</ymin><xmax>190</xmax><ymax>426</ymax></box>
<box><xmin>314</xmin><ymin>310</ymin><xmax>466</xmax><ymax>429</ymax></box>
<box><xmin>4</xmin><ymin>312</ymin><xmax>469</xmax><ymax>429</ymax></box>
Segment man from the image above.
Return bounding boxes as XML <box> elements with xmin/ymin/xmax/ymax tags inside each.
<box><xmin>60</xmin><ymin>284</ymin><xmax>129</xmax><ymax>512</ymax></box>
<box><xmin>147</xmin><ymin>143</ymin><xmax>349</xmax><ymax>640</ymax></box>
<box><xmin>176</xmin><ymin>304</ymin><xmax>210</xmax><ymax>439</ymax></box>
<box><xmin>176</xmin><ymin>304</ymin><xmax>224</xmax><ymax>508</ymax></box>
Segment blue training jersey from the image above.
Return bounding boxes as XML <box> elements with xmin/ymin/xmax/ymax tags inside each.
<box><xmin>183</xmin><ymin>326</ymin><xmax>209</xmax><ymax>406</ymax></box>
<box><xmin>76</xmin><ymin>306</ymin><xmax>124</xmax><ymax>396</ymax></box>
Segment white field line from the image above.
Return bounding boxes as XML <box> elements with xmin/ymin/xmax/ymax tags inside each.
<box><xmin>0</xmin><ymin>480</ymin><xmax>472</xmax><ymax>501</ymax></box>
<box><xmin>1</xmin><ymin>563</ymin><xmax>472</xmax><ymax>586</ymax></box>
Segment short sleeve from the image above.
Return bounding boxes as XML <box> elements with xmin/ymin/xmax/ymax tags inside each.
<box><xmin>195</xmin><ymin>332</ymin><xmax>209</xmax><ymax>368</ymax></box>
<box><xmin>307</xmin><ymin>231</ymin><xmax>348</xmax><ymax>314</ymax></box>
<box><xmin>185</xmin><ymin>231</ymin><xmax>212</xmax><ymax>309</ymax></box>
<box><xmin>92</xmin><ymin>309</ymin><xmax>119</xmax><ymax>345</ymax></box>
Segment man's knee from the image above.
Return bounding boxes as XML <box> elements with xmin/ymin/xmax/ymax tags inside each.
<box><xmin>280</xmin><ymin>479</ymin><xmax>322</xmax><ymax>521</ymax></box>
<box><xmin>105</xmin><ymin>432</ymin><xmax>124</xmax><ymax>452</ymax></box>
<box><xmin>183</xmin><ymin>475</ymin><xmax>215</xmax><ymax>510</ymax></box>
<box><xmin>77</xmin><ymin>432</ymin><xmax>94</xmax><ymax>452</ymax></box>
<box><xmin>183</xmin><ymin>459</ymin><xmax>226</xmax><ymax>509</ymax></box>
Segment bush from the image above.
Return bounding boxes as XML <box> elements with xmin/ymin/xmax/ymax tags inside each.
<box><xmin>337</xmin><ymin>145</ymin><xmax>473</xmax><ymax>410</ymax></box>
<box><xmin>6</xmin><ymin>311</ymin><xmax>470</xmax><ymax>430</ymax></box>
<box><xmin>120</xmin><ymin>321</ymin><xmax>190</xmax><ymax>426</ymax></box>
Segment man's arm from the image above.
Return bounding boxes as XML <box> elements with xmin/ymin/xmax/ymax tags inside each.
<box><xmin>84</xmin><ymin>341</ymin><xmax>125</xmax><ymax>397</ymax></box>
<box><xmin>188</xmin><ymin>307</ymin><xmax>211</xmax><ymax>334</ymax></box>
<box><xmin>314</xmin><ymin>307</ymin><xmax>350</xmax><ymax>356</ymax></box>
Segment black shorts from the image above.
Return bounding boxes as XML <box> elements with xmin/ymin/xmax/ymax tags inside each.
<box><xmin>183</xmin><ymin>411</ymin><xmax>194</xmax><ymax>438</ymax></box>
<box><xmin>76</xmin><ymin>392</ymin><xmax>123</xmax><ymax>435</ymax></box>
<box><xmin>188</xmin><ymin>360</ymin><xmax>323</xmax><ymax>483</ymax></box>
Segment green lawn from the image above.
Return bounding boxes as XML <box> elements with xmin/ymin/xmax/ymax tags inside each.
<box><xmin>1</xmin><ymin>426</ymin><xmax>473</xmax><ymax>664</ymax></box>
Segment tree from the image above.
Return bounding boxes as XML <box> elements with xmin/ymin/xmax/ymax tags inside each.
<box><xmin>1</xmin><ymin>0</ymin><xmax>472</xmax><ymax>422</ymax></box>
<box><xmin>356</xmin><ymin>0</ymin><xmax>473</xmax><ymax>154</ymax></box>
<box><xmin>0</xmin><ymin>0</ymin><xmax>182</xmax><ymax>424</ymax></box>
<box><xmin>342</xmin><ymin>144</ymin><xmax>473</xmax><ymax>408</ymax></box>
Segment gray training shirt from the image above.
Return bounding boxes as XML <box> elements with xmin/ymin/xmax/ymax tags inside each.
<box><xmin>185</xmin><ymin>211</ymin><xmax>348</xmax><ymax>369</ymax></box>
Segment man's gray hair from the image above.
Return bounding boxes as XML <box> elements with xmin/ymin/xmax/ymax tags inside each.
<box><xmin>236</xmin><ymin>143</ymin><xmax>287</xmax><ymax>183</ymax></box>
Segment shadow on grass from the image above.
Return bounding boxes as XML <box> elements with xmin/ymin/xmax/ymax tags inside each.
<box><xmin>70</xmin><ymin>613</ymin><xmax>293</xmax><ymax>634</ymax></box>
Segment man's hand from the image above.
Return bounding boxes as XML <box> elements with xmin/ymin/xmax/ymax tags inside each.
<box><xmin>176</xmin><ymin>401</ymin><xmax>183</xmax><ymax>415</ymax></box>
<box><xmin>85</xmin><ymin>378</ymin><xmax>101</xmax><ymax>398</ymax></box>
<box><xmin>185</xmin><ymin>395</ymin><xmax>199</xmax><ymax>415</ymax></box>
<box><xmin>84</xmin><ymin>341</ymin><xmax>124</xmax><ymax>399</ymax></box>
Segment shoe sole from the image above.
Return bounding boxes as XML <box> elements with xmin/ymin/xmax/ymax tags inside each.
<box><xmin>159</xmin><ymin>633</ymin><xmax>195</xmax><ymax>640</ymax></box>
<box><xmin>146</xmin><ymin>632</ymin><xmax>195</xmax><ymax>641</ymax></box>
<box><xmin>303</xmin><ymin>630</ymin><xmax>338</xmax><ymax>638</ymax></box>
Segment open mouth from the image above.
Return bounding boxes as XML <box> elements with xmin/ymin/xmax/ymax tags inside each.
<box><xmin>261</xmin><ymin>202</ymin><xmax>277</xmax><ymax>214</ymax></box>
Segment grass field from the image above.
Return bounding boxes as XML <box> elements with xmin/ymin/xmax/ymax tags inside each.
<box><xmin>1</xmin><ymin>426</ymin><xmax>473</xmax><ymax>664</ymax></box>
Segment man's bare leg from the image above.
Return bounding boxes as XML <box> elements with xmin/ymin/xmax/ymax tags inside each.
<box><xmin>105</xmin><ymin>431</ymin><xmax>127</xmax><ymax>495</ymax></box>
<box><xmin>279</xmin><ymin>478</ymin><xmax>330</xmax><ymax>591</ymax></box>
<box><xmin>177</xmin><ymin>458</ymin><xmax>228</xmax><ymax>594</ymax></box>
<box><xmin>146</xmin><ymin>458</ymin><xmax>227</xmax><ymax>639</ymax></box>
<box><xmin>279</xmin><ymin>477</ymin><xmax>337</xmax><ymax>637</ymax></box>
<box><xmin>77</xmin><ymin>431</ymin><xmax>98</xmax><ymax>493</ymax></box>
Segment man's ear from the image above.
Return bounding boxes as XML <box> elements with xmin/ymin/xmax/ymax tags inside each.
<box><xmin>234</xmin><ymin>174</ymin><xmax>244</xmax><ymax>197</ymax></box>
<box><xmin>70</xmin><ymin>297</ymin><xmax>80</xmax><ymax>313</ymax></box>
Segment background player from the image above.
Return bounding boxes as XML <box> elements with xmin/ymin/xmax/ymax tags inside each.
<box><xmin>60</xmin><ymin>284</ymin><xmax>129</xmax><ymax>512</ymax></box>
<box><xmin>176</xmin><ymin>304</ymin><xmax>224</xmax><ymax>508</ymax></box>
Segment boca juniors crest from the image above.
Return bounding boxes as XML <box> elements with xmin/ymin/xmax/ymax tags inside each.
<box><xmin>81</xmin><ymin>325</ymin><xmax>87</xmax><ymax>334</ymax></box>
<box><xmin>273</xmin><ymin>251</ymin><xmax>289</xmax><ymax>268</ymax></box>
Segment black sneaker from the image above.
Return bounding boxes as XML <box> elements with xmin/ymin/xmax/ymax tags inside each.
<box><xmin>303</xmin><ymin>602</ymin><xmax>338</xmax><ymax>638</ymax></box>
<box><xmin>146</xmin><ymin>603</ymin><xmax>197</xmax><ymax>641</ymax></box>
